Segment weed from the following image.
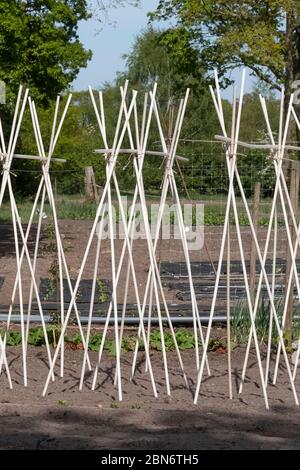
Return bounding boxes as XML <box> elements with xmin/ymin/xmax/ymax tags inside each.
<box><xmin>131</xmin><ymin>403</ymin><xmax>141</xmax><ymax>410</ymax></box>
<box><xmin>231</xmin><ymin>297</ymin><xmax>300</xmax><ymax>346</ymax></box>
<box><xmin>97</xmin><ymin>279</ymin><xmax>108</xmax><ymax>303</ymax></box>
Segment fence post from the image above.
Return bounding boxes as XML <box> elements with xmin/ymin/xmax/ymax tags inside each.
<box><xmin>285</xmin><ymin>163</ymin><xmax>299</xmax><ymax>345</ymax></box>
<box><xmin>249</xmin><ymin>182</ymin><xmax>261</xmax><ymax>304</ymax></box>
<box><xmin>84</xmin><ymin>166</ymin><xmax>99</xmax><ymax>203</ymax></box>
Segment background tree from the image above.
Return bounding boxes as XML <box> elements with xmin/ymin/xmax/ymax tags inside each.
<box><xmin>0</xmin><ymin>0</ymin><xmax>92</xmax><ymax>106</ymax></box>
<box><xmin>150</xmin><ymin>1</ymin><xmax>300</xmax><ymax>123</ymax></box>
<box><xmin>120</xmin><ymin>26</ymin><xmax>206</xmax><ymax>98</ymax></box>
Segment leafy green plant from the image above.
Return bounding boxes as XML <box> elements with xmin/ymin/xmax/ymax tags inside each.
<box><xmin>0</xmin><ymin>326</ymin><xmax>63</xmax><ymax>347</ymax></box>
<box><xmin>97</xmin><ymin>279</ymin><xmax>108</xmax><ymax>303</ymax></box>
<box><xmin>121</xmin><ymin>336</ymin><xmax>137</xmax><ymax>352</ymax></box>
<box><xmin>0</xmin><ymin>330</ymin><xmax>22</xmax><ymax>346</ymax></box>
<box><xmin>44</xmin><ymin>223</ymin><xmax>56</xmax><ymax>254</ymax></box>
<box><xmin>175</xmin><ymin>329</ymin><xmax>195</xmax><ymax>350</ymax></box>
<box><xmin>230</xmin><ymin>297</ymin><xmax>299</xmax><ymax>346</ymax></box>
<box><xmin>27</xmin><ymin>328</ymin><xmax>47</xmax><ymax>347</ymax></box>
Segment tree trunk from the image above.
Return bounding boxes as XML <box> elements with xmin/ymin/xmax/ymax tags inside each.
<box><xmin>284</xmin><ymin>12</ymin><xmax>295</xmax><ymax>141</ymax></box>
<box><xmin>286</xmin><ymin>9</ymin><xmax>300</xmax><ymax>146</ymax></box>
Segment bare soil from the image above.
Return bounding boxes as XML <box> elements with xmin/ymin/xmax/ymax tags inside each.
<box><xmin>0</xmin><ymin>220</ymin><xmax>298</xmax><ymax>450</ymax></box>
<box><xmin>0</xmin><ymin>220</ymin><xmax>289</xmax><ymax>305</ymax></box>
<box><xmin>0</xmin><ymin>343</ymin><xmax>300</xmax><ymax>450</ymax></box>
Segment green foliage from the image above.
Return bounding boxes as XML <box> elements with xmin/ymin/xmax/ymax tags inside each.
<box><xmin>0</xmin><ymin>0</ymin><xmax>92</xmax><ymax>106</ymax></box>
<box><xmin>0</xmin><ymin>326</ymin><xmax>62</xmax><ymax>347</ymax></box>
<box><xmin>1</xmin><ymin>329</ymin><xmax>22</xmax><ymax>346</ymax></box>
<box><xmin>0</xmin><ymin>23</ymin><xmax>284</xmax><ymax>201</ymax></box>
<box><xmin>110</xmin><ymin>402</ymin><xmax>119</xmax><ymax>408</ymax></box>
<box><xmin>141</xmin><ymin>329</ymin><xmax>196</xmax><ymax>352</ymax></box>
<box><xmin>0</xmin><ymin>193</ymin><xmax>288</xmax><ymax>226</ymax></box>
<box><xmin>97</xmin><ymin>279</ymin><xmax>108</xmax><ymax>303</ymax></box>
<box><xmin>10</xmin><ymin>323</ymin><xmax>295</xmax><ymax>353</ymax></box>
<box><xmin>231</xmin><ymin>297</ymin><xmax>300</xmax><ymax>345</ymax></box>
<box><xmin>0</xmin><ymin>327</ymin><xmax>198</xmax><ymax>353</ymax></box>
<box><xmin>150</xmin><ymin>0</ymin><xmax>296</xmax><ymax>90</ymax></box>
<box><xmin>58</xmin><ymin>399</ymin><xmax>67</xmax><ymax>406</ymax></box>
<box><xmin>120</xmin><ymin>27</ymin><xmax>206</xmax><ymax>97</ymax></box>
<box><xmin>27</xmin><ymin>327</ymin><xmax>47</xmax><ymax>346</ymax></box>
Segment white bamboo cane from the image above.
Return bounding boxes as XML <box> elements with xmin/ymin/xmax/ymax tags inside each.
<box><xmin>90</xmin><ymin>85</ymin><xmax>141</xmax><ymax>387</ymax></box>
<box><xmin>238</xmin><ymin>93</ymin><xmax>286</xmax><ymax>392</ymax></box>
<box><xmin>282</xmin><ymin>108</ymin><xmax>300</xmax><ymax>381</ymax></box>
<box><xmin>117</xmin><ymin>97</ymin><xmax>142</xmax><ymax>360</ymax></box>
<box><xmin>145</xmin><ymin>281</ymin><xmax>154</xmax><ymax>373</ymax></box>
<box><xmin>0</xmin><ymin>178</ymin><xmax>45</xmax><ymax>375</ymax></box>
<box><xmin>90</xmin><ymin>86</ymin><xmax>172</xmax><ymax>391</ymax></box>
<box><xmin>79</xmin><ymin>204</ymin><xmax>106</xmax><ymax>391</ymax></box>
<box><xmin>118</xmin><ymin>86</ymin><xmax>189</xmax><ymax>390</ymax></box>
<box><xmin>254</xmin><ymin>97</ymin><xmax>300</xmax><ymax>385</ymax></box>
<box><xmin>193</xmin><ymin>118</ymin><xmax>238</xmax><ymax>403</ymax></box>
<box><xmin>239</xmin><ymin>93</ymin><xmax>297</xmax><ymax>393</ymax></box>
<box><xmin>25</xmin><ymin>184</ymin><xmax>46</xmax><ymax>347</ymax></box>
<box><xmin>0</xmin><ymin>88</ymin><xmax>30</xmax><ymax>383</ymax></box>
<box><xmin>168</xmin><ymin>173</ymin><xmax>200</xmax><ymax>372</ymax></box>
<box><xmin>233</xmin><ymin>165</ymin><xmax>298</xmax><ymax>403</ymax></box>
<box><xmin>29</xmin><ymin>96</ymin><xmax>92</xmax><ymax>372</ymax></box>
<box><xmin>130</xmin><ymin>91</ymin><xmax>206</xmax><ymax>377</ymax></box>
<box><xmin>25</xmin><ymin>95</ymin><xmax>60</xmax><ymax>348</ymax></box>
<box><xmin>129</xmin><ymin>91</ymin><xmax>190</xmax><ymax>387</ymax></box>
<box><xmin>152</xmin><ymin>95</ymin><xmax>209</xmax><ymax>373</ymax></box>
<box><xmin>8</xmin><ymin>176</ymin><xmax>56</xmax><ymax>383</ymax></box>
<box><xmin>42</xmin><ymin>90</ymin><xmax>138</xmax><ymax>396</ymax></box>
<box><xmin>216</xmin><ymin>78</ymin><xmax>272</xmax><ymax>405</ymax></box>
<box><xmin>31</xmin><ymin>100</ymin><xmax>66</xmax><ymax>377</ymax></box>
<box><xmin>194</xmin><ymin>70</ymin><xmax>269</xmax><ymax>409</ymax></box>
<box><xmin>89</xmin><ymin>86</ymin><xmax>158</xmax><ymax>396</ymax></box>
<box><xmin>89</xmin><ymin>88</ymin><xmax>147</xmax><ymax>390</ymax></box>
<box><xmin>0</xmin><ymin>336</ymin><xmax>12</xmax><ymax>388</ymax></box>
<box><xmin>227</xmin><ymin>83</ymin><xmax>237</xmax><ymax>400</ymax></box>
<box><xmin>265</xmin><ymin>207</ymin><xmax>277</xmax><ymax>386</ymax></box>
<box><xmin>8</xmin><ymin>178</ymin><xmax>27</xmax><ymax>385</ymax></box>
<box><xmin>0</xmin><ymin>94</ymin><xmax>36</xmax><ymax>374</ymax></box>
<box><xmin>119</xmin><ymin>89</ymin><xmax>181</xmax><ymax>387</ymax></box>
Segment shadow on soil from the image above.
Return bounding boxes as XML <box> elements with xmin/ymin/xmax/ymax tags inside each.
<box><xmin>0</xmin><ymin>405</ymin><xmax>299</xmax><ymax>450</ymax></box>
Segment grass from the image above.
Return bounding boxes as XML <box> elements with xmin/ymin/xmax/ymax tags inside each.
<box><xmin>231</xmin><ymin>298</ymin><xmax>300</xmax><ymax>346</ymax></box>
<box><xmin>0</xmin><ymin>195</ymin><xmax>98</xmax><ymax>223</ymax></box>
<box><xmin>0</xmin><ymin>193</ymin><xmax>286</xmax><ymax>226</ymax></box>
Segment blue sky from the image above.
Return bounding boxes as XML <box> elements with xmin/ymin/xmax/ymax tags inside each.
<box><xmin>72</xmin><ymin>0</ymin><xmax>256</xmax><ymax>99</ymax></box>
<box><xmin>73</xmin><ymin>1</ymin><xmax>158</xmax><ymax>90</ymax></box>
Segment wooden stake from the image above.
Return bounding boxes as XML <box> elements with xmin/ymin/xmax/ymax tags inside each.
<box><xmin>284</xmin><ymin>165</ymin><xmax>298</xmax><ymax>347</ymax></box>
<box><xmin>85</xmin><ymin>166</ymin><xmax>99</xmax><ymax>203</ymax></box>
<box><xmin>249</xmin><ymin>182</ymin><xmax>261</xmax><ymax>304</ymax></box>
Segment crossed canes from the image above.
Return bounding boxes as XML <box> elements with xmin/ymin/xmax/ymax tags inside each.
<box><xmin>128</xmin><ymin>89</ymin><xmax>210</xmax><ymax>380</ymax></box>
<box><xmin>89</xmin><ymin>83</ymin><xmax>191</xmax><ymax>395</ymax></box>
<box><xmin>252</xmin><ymin>92</ymin><xmax>300</xmax><ymax>386</ymax></box>
<box><xmin>26</xmin><ymin>94</ymin><xmax>92</xmax><ymax>376</ymax></box>
<box><xmin>91</xmin><ymin>83</ymin><xmax>210</xmax><ymax>394</ymax></box>
<box><xmin>0</xmin><ymin>88</ymin><xmax>92</xmax><ymax>386</ymax></box>
<box><xmin>42</xmin><ymin>82</ymin><xmax>210</xmax><ymax>399</ymax></box>
<box><xmin>0</xmin><ymin>86</ymin><xmax>56</xmax><ymax>387</ymax></box>
<box><xmin>42</xmin><ymin>85</ymin><xmax>149</xmax><ymax>400</ymax></box>
<box><xmin>193</xmin><ymin>70</ymin><xmax>299</xmax><ymax>409</ymax></box>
